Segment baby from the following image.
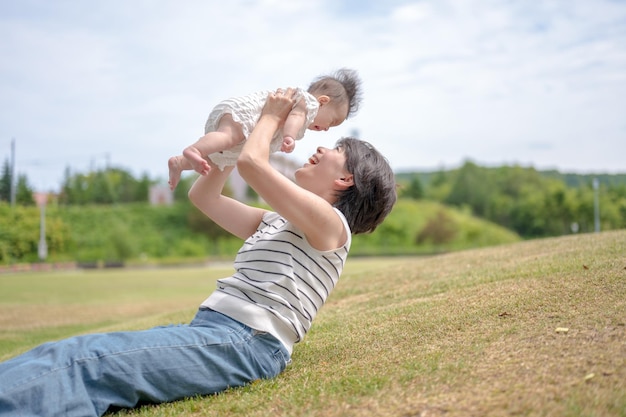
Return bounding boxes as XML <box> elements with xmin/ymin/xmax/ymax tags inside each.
<box><xmin>168</xmin><ymin>68</ymin><xmax>362</xmax><ymax>189</ymax></box>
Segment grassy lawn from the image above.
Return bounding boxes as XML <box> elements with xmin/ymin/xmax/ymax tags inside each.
<box><xmin>1</xmin><ymin>231</ymin><xmax>624</xmax><ymax>416</ymax></box>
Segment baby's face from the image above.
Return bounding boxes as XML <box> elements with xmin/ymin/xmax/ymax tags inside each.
<box><xmin>308</xmin><ymin>101</ymin><xmax>349</xmax><ymax>132</ymax></box>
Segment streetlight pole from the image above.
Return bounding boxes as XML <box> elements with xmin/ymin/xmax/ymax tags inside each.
<box><xmin>10</xmin><ymin>138</ymin><xmax>16</xmax><ymax>207</ymax></box>
<box><xmin>34</xmin><ymin>192</ymin><xmax>48</xmax><ymax>262</ymax></box>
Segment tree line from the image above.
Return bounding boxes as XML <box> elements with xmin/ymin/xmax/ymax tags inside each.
<box><xmin>2</xmin><ymin>158</ymin><xmax>625</xmax><ymax>240</ymax></box>
<box><xmin>0</xmin><ymin>160</ymin><xmax>35</xmax><ymax>205</ymax></box>
<box><xmin>397</xmin><ymin>161</ymin><xmax>626</xmax><ymax>238</ymax></box>
<box><xmin>0</xmin><ymin>160</ymin><xmax>193</xmax><ymax>205</ymax></box>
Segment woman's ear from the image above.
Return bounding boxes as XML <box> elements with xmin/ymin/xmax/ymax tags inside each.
<box><xmin>317</xmin><ymin>95</ymin><xmax>330</xmax><ymax>106</ymax></box>
<box><xmin>335</xmin><ymin>174</ymin><xmax>354</xmax><ymax>189</ymax></box>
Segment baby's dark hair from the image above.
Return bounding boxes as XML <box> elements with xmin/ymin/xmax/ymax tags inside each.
<box><xmin>308</xmin><ymin>68</ymin><xmax>362</xmax><ymax>118</ymax></box>
<box><xmin>333</xmin><ymin>137</ymin><xmax>397</xmax><ymax>234</ymax></box>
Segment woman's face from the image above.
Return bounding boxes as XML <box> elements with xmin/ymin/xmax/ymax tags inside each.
<box><xmin>295</xmin><ymin>145</ymin><xmax>351</xmax><ymax>197</ymax></box>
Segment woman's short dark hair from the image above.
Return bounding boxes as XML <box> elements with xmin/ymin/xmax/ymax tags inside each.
<box><xmin>334</xmin><ymin>137</ymin><xmax>397</xmax><ymax>234</ymax></box>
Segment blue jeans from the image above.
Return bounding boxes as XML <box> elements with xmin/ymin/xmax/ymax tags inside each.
<box><xmin>0</xmin><ymin>308</ymin><xmax>290</xmax><ymax>417</ymax></box>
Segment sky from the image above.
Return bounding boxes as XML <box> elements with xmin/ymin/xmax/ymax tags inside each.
<box><xmin>1</xmin><ymin>0</ymin><xmax>625</xmax><ymax>192</ymax></box>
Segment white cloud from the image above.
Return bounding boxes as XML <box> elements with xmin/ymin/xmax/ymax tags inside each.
<box><xmin>391</xmin><ymin>3</ymin><xmax>431</xmax><ymax>22</ymax></box>
<box><xmin>0</xmin><ymin>0</ymin><xmax>625</xmax><ymax>191</ymax></box>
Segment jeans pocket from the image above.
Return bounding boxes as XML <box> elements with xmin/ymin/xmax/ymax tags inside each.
<box><xmin>271</xmin><ymin>348</ymin><xmax>290</xmax><ymax>373</ymax></box>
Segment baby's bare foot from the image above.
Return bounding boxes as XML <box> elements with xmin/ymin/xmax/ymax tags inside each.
<box><xmin>183</xmin><ymin>146</ymin><xmax>211</xmax><ymax>176</ymax></box>
<box><xmin>168</xmin><ymin>156</ymin><xmax>183</xmax><ymax>190</ymax></box>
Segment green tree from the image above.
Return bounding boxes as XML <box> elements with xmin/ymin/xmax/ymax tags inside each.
<box><xmin>59</xmin><ymin>168</ymin><xmax>90</xmax><ymax>205</ymax></box>
<box><xmin>15</xmin><ymin>174</ymin><xmax>35</xmax><ymax>206</ymax></box>
<box><xmin>90</xmin><ymin>171</ymin><xmax>115</xmax><ymax>204</ymax></box>
<box><xmin>0</xmin><ymin>160</ymin><xmax>34</xmax><ymax>206</ymax></box>
<box><xmin>402</xmin><ymin>175</ymin><xmax>424</xmax><ymax>200</ymax></box>
<box><xmin>425</xmin><ymin>169</ymin><xmax>451</xmax><ymax>201</ymax></box>
<box><xmin>59</xmin><ymin>167</ymin><xmax>156</xmax><ymax>205</ymax></box>
<box><xmin>0</xmin><ymin>159</ymin><xmax>11</xmax><ymax>202</ymax></box>
<box><xmin>174</xmin><ymin>175</ymin><xmax>196</xmax><ymax>201</ymax></box>
<box><xmin>444</xmin><ymin>161</ymin><xmax>494</xmax><ymax>217</ymax></box>
<box><xmin>136</xmin><ymin>173</ymin><xmax>151</xmax><ymax>202</ymax></box>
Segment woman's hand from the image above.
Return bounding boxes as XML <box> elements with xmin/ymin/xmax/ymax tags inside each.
<box><xmin>261</xmin><ymin>88</ymin><xmax>296</xmax><ymax>126</ymax></box>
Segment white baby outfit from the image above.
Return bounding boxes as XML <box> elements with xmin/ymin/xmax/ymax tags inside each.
<box><xmin>206</xmin><ymin>88</ymin><xmax>319</xmax><ymax>170</ymax></box>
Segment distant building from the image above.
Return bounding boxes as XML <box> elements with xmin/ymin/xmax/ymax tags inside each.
<box><xmin>149</xmin><ymin>184</ymin><xmax>174</xmax><ymax>206</ymax></box>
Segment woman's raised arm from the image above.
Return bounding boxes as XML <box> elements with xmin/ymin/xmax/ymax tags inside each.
<box><xmin>188</xmin><ymin>163</ymin><xmax>267</xmax><ymax>240</ymax></box>
<box><xmin>237</xmin><ymin>89</ymin><xmax>349</xmax><ymax>251</ymax></box>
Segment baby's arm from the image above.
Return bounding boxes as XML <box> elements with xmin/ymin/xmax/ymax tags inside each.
<box><xmin>281</xmin><ymin>99</ymin><xmax>307</xmax><ymax>153</ymax></box>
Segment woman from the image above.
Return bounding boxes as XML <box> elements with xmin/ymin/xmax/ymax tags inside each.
<box><xmin>0</xmin><ymin>88</ymin><xmax>396</xmax><ymax>416</ymax></box>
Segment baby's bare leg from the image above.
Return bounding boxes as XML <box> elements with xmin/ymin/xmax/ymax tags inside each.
<box><xmin>184</xmin><ymin>115</ymin><xmax>245</xmax><ymax>172</ymax></box>
<box><xmin>169</xmin><ymin>115</ymin><xmax>245</xmax><ymax>190</ymax></box>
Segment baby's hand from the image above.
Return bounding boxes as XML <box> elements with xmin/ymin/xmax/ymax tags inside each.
<box><xmin>281</xmin><ymin>136</ymin><xmax>295</xmax><ymax>153</ymax></box>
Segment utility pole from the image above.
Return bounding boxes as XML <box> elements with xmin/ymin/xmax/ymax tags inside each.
<box><xmin>10</xmin><ymin>137</ymin><xmax>16</xmax><ymax>207</ymax></box>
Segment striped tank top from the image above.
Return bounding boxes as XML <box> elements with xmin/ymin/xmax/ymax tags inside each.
<box><xmin>201</xmin><ymin>208</ymin><xmax>351</xmax><ymax>354</ymax></box>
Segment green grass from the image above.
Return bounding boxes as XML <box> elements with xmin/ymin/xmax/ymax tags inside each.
<box><xmin>1</xmin><ymin>231</ymin><xmax>625</xmax><ymax>416</ymax></box>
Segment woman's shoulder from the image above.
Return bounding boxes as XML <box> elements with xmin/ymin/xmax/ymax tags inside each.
<box><xmin>333</xmin><ymin>208</ymin><xmax>351</xmax><ymax>233</ymax></box>
<box><xmin>260</xmin><ymin>209</ymin><xmax>351</xmax><ymax>253</ymax></box>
